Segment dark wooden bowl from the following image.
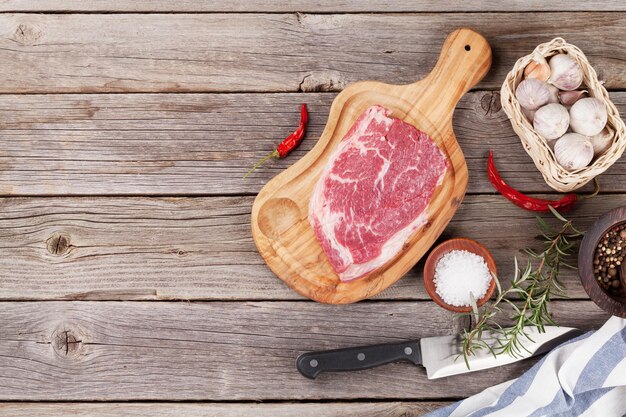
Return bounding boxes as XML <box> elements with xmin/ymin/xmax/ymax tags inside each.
<box><xmin>578</xmin><ymin>206</ymin><xmax>626</xmax><ymax>318</ymax></box>
<box><xmin>423</xmin><ymin>238</ymin><xmax>497</xmax><ymax>313</ymax></box>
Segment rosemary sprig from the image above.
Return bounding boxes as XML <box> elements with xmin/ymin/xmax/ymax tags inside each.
<box><xmin>459</xmin><ymin>207</ymin><xmax>584</xmax><ymax>367</ymax></box>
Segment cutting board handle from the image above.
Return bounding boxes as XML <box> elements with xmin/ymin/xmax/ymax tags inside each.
<box><xmin>411</xmin><ymin>28</ymin><xmax>492</xmax><ymax>120</ymax></box>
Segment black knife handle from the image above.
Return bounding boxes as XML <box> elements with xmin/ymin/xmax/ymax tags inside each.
<box><xmin>296</xmin><ymin>339</ymin><xmax>421</xmax><ymax>379</ymax></box>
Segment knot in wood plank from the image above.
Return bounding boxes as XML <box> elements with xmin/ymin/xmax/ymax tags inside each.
<box><xmin>298</xmin><ymin>71</ymin><xmax>346</xmax><ymax>92</ymax></box>
<box><xmin>480</xmin><ymin>91</ymin><xmax>501</xmax><ymax>115</ymax></box>
<box><xmin>47</xmin><ymin>233</ymin><xmax>71</xmax><ymax>256</ymax></box>
<box><xmin>51</xmin><ymin>327</ymin><xmax>84</xmax><ymax>358</ymax></box>
<box><xmin>12</xmin><ymin>23</ymin><xmax>42</xmax><ymax>46</ymax></box>
<box><xmin>173</xmin><ymin>248</ymin><xmax>188</xmax><ymax>257</ymax></box>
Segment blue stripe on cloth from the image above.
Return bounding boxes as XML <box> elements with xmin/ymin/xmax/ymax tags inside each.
<box><xmin>525</xmin><ymin>332</ymin><xmax>601</xmax><ymax>417</ymax></box>
<box><xmin>573</xmin><ymin>328</ymin><xmax>626</xmax><ymax>394</ymax></box>
<box><xmin>564</xmin><ymin>387</ymin><xmax>614</xmax><ymax>416</ymax></box>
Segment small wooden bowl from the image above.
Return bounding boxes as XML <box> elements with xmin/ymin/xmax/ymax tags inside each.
<box><xmin>423</xmin><ymin>238</ymin><xmax>497</xmax><ymax>313</ymax></box>
<box><xmin>578</xmin><ymin>206</ymin><xmax>626</xmax><ymax>318</ymax></box>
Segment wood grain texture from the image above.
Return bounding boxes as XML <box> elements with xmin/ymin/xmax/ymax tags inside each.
<box><xmin>252</xmin><ymin>29</ymin><xmax>490</xmax><ymax>303</ymax></box>
<box><xmin>0</xmin><ymin>300</ymin><xmax>609</xmax><ymax>400</ymax></box>
<box><xmin>1</xmin><ymin>92</ymin><xmax>625</xmax><ymax>196</ymax></box>
<box><xmin>0</xmin><ymin>2</ymin><xmax>621</xmax><ymax>411</ymax></box>
<box><xmin>1</xmin><ymin>194</ymin><xmax>624</xmax><ymax>301</ymax></box>
<box><xmin>0</xmin><ymin>13</ymin><xmax>624</xmax><ymax>93</ymax></box>
<box><xmin>0</xmin><ymin>402</ymin><xmax>453</xmax><ymax>417</ymax></box>
<box><xmin>1</xmin><ymin>1</ymin><xmax>623</xmax><ymax>12</ymax></box>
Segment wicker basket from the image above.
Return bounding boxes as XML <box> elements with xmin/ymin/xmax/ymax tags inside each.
<box><xmin>501</xmin><ymin>37</ymin><xmax>626</xmax><ymax>192</ymax></box>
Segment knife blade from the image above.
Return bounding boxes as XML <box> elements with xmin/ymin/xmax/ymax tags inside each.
<box><xmin>296</xmin><ymin>326</ymin><xmax>582</xmax><ymax>379</ymax></box>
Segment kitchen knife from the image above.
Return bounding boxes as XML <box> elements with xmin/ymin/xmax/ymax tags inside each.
<box><xmin>296</xmin><ymin>326</ymin><xmax>582</xmax><ymax>379</ymax></box>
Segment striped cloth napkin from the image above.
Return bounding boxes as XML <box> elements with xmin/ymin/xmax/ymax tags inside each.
<box><xmin>426</xmin><ymin>316</ymin><xmax>626</xmax><ymax>417</ymax></box>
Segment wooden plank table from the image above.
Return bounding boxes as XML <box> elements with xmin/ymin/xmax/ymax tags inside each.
<box><xmin>0</xmin><ymin>2</ymin><xmax>623</xmax><ymax>415</ymax></box>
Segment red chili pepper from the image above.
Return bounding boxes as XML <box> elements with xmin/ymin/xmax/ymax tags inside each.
<box><xmin>487</xmin><ymin>151</ymin><xmax>598</xmax><ymax>213</ymax></box>
<box><xmin>244</xmin><ymin>103</ymin><xmax>308</xmax><ymax>178</ymax></box>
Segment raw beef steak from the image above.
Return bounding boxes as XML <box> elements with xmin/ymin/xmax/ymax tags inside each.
<box><xmin>309</xmin><ymin>105</ymin><xmax>448</xmax><ymax>281</ymax></box>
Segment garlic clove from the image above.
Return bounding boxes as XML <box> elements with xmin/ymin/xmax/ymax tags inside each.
<box><xmin>533</xmin><ymin>103</ymin><xmax>570</xmax><ymax>140</ymax></box>
<box><xmin>589</xmin><ymin>127</ymin><xmax>613</xmax><ymax>157</ymax></box>
<box><xmin>547</xmin><ymin>84</ymin><xmax>560</xmax><ymax>104</ymax></box>
<box><xmin>569</xmin><ymin>97</ymin><xmax>608</xmax><ymax>136</ymax></box>
<box><xmin>559</xmin><ymin>90</ymin><xmax>587</xmax><ymax>106</ymax></box>
<box><xmin>524</xmin><ymin>51</ymin><xmax>551</xmax><ymax>82</ymax></box>
<box><xmin>515</xmin><ymin>78</ymin><xmax>552</xmax><ymax>111</ymax></box>
<box><xmin>554</xmin><ymin>133</ymin><xmax>594</xmax><ymax>171</ymax></box>
<box><xmin>549</xmin><ymin>54</ymin><xmax>583</xmax><ymax>91</ymax></box>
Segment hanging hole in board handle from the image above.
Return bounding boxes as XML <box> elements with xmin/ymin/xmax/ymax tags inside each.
<box><xmin>465</xmin><ymin>44</ymin><xmax>471</xmax><ymax>51</ymax></box>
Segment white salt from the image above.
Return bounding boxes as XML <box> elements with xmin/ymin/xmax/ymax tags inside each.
<box><xmin>433</xmin><ymin>249</ymin><xmax>491</xmax><ymax>307</ymax></box>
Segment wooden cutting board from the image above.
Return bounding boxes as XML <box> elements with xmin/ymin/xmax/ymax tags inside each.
<box><xmin>251</xmin><ymin>29</ymin><xmax>492</xmax><ymax>304</ymax></box>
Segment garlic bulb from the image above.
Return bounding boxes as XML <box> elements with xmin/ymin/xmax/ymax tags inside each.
<box><xmin>559</xmin><ymin>90</ymin><xmax>587</xmax><ymax>106</ymax></box>
<box><xmin>549</xmin><ymin>54</ymin><xmax>583</xmax><ymax>90</ymax></box>
<box><xmin>533</xmin><ymin>103</ymin><xmax>569</xmax><ymax>140</ymax></box>
<box><xmin>569</xmin><ymin>97</ymin><xmax>607</xmax><ymax>136</ymax></box>
<box><xmin>554</xmin><ymin>133</ymin><xmax>594</xmax><ymax>171</ymax></box>
<box><xmin>589</xmin><ymin>127</ymin><xmax>613</xmax><ymax>156</ymax></box>
<box><xmin>524</xmin><ymin>52</ymin><xmax>551</xmax><ymax>82</ymax></box>
<box><xmin>516</xmin><ymin>79</ymin><xmax>552</xmax><ymax>110</ymax></box>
